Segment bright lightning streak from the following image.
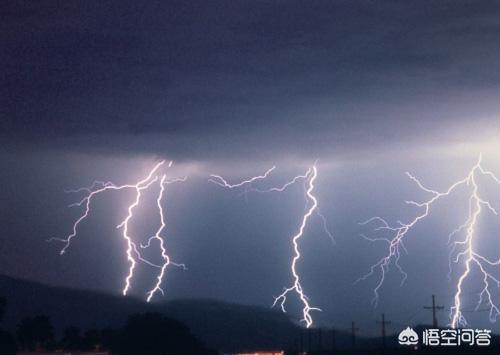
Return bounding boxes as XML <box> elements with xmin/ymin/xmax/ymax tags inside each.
<box><xmin>359</xmin><ymin>154</ymin><xmax>500</xmax><ymax>328</ymax></box>
<box><xmin>116</xmin><ymin>175</ymin><xmax>161</xmax><ymax>296</ymax></box>
<box><xmin>144</xmin><ymin>175</ymin><xmax>187</xmax><ymax>302</ymax></box>
<box><xmin>49</xmin><ymin>160</ymin><xmax>187</xmax><ymax>301</ymax></box>
<box><xmin>272</xmin><ymin>165</ymin><xmax>321</xmax><ymax>328</ymax></box>
<box><xmin>49</xmin><ymin>161</ymin><xmax>165</xmax><ymax>255</ymax></box>
<box><xmin>145</xmin><ymin>175</ymin><xmax>169</xmax><ymax>302</ymax></box>
<box><xmin>210</xmin><ymin>162</ymin><xmax>332</xmax><ymax>327</ymax></box>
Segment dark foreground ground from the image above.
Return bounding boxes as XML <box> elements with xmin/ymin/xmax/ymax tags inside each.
<box><xmin>1</xmin><ymin>275</ymin><xmax>499</xmax><ymax>355</ymax></box>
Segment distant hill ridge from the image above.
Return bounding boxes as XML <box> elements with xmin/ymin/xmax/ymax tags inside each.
<box><xmin>0</xmin><ymin>275</ymin><xmax>304</xmax><ymax>351</ymax></box>
<box><xmin>2</xmin><ymin>275</ymin><xmax>413</xmax><ymax>351</ymax></box>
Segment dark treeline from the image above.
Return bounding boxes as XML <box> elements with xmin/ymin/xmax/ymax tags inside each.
<box><xmin>3</xmin><ymin>293</ymin><xmax>500</xmax><ymax>355</ymax></box>
<box><xmin>0</xmin><ymin>296</ymin><xmax>216</xmax><ymax>355</ymax></box>
<box><xmin>0</xmin><ymin>296</ymin><xmax>17</xmax><ymax>354</ymax></box>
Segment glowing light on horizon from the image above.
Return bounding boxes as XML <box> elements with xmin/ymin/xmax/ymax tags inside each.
<box><xmin>358</xmin><ymin>153</ymin><xmax>500</xmax><ymax>328</ymax></box>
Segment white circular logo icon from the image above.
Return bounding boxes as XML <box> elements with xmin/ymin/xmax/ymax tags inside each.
<box><xmin>398</xmin><ymin>326</ymin><xmax>419</xmax><ymax>345</ymax></box>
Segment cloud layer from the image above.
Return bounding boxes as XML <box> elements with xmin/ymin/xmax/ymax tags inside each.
<box><xmin>2</xmin><ymin>0</ymin><xmax>500</xmax><ymax>160</ymax></box>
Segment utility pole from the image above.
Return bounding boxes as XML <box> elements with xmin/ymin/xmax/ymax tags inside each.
<box><xmin>351</xmin><ymin>321</ymin><xmax>359</xmax><ymax>348</ymax></box>
<box><xmin>424</xmin><ymin>294</ymin><xmax>444</xmax><ymax>328</ymax></box>
<box><xmin>376</xmin><ymin>313</ymin><xmax>391</xmax><ymax>348</ymax></box>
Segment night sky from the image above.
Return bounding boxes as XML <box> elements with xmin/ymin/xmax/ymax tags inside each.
<box><xmin>2</xmin><ymin>0</ymin><xmax>500</xmax><ymax>335</ymax></box>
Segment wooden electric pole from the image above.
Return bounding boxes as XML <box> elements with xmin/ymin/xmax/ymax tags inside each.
<box><xmin>424</xmin><ymin>294</ymin><xmax>444</xmax><ymax>328</ymax></box>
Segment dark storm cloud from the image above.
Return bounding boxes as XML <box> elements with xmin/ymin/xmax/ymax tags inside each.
<box><xmin>3</xmin><ymin>1</ymin><xmax>500</xmax><ymax>333</ymax></box>
<box><xmin>2</xmin><ymin>0</ymin><xmax>500</xmax><ymax>159</ymax></box>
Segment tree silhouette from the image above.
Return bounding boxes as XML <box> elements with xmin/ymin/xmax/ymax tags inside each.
<box><xmin>16</xmin><ymin>315</ymin><xmax>55</xmax><ymax>351</ymax></box>
<box><xmin>114</xmin><ymin>313</ymin><xmax>216</xmax><ymax>355</ymax></box>
<box><xmin>0</xmin><ymin>297</ymin><xmax>17</xmax><ymax>355</ymax></box>
<box><xmin>0</xmin><ymin>330</ymin><xmax>17</xmax><ymax>355</ymax></box>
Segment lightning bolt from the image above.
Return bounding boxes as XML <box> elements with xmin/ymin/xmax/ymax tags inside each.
<box><xmin>116</xmin><ymin>170</ymin><xmax>164</xmax><ymax>296</ymax></box>
<box><xmin>359</xmin><ymin>154</ymin><xmax>500</xmax><ymax>328</ymax></box>
<box><xmin>210</xmin><ymin>162</ymin><xmax>332</xmax><ymax>327</ymax></box>
<box><xmin>143</xmin><ymin>175</ymin><xmax>187</xmax><ymax>302</ymax></box>
<box><xmin>272</xmin><ymin>165</ymin><xmax>321</xmax><ymax>328</ymax></box>
<box><xmin>209</xmin><ymin>166</ymin><xmax>276</xmax><ymax>189</ymax></box>
<box><xmin>49</xmin><ymin>160</ymin><xmax>186</xmax><ymax>301</ymax></box>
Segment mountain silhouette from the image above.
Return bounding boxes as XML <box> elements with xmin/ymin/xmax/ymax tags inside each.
<box><xmin>0</xmin><ymin>275</ymin><xmax>324</xmax><ymax>351</ymax></box>
<box><xmin>6</xmin><ymin>275</ymin><xmax>470</xmax><ymax>352</ymax></box>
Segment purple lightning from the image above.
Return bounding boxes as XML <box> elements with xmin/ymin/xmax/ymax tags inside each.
<box><xmin>209</xmin><ymin>166</ymin><xmax>276</xmax><ymax>189</ymax></box>
<box><xmin>143</xmin><ymin>175</ymin><xmax>187</xmax><ymax>302</ymax></box>
<box><xmin>358</xmin><ymin>154</ymin><xmax>500</xmax><ymax>328</ymax></box>
<box><xmin>116</xmin><ymin>173</ymin><xmax>161</xmax><ymax>296</ymax></box>
<box><xmin>210</xmin><ymin>162</ymin><xmax>332</xmax><ymax>327</ymax></box>
<box><xmin>272</xmin><ymin>165</ymin><xmax>321</xmax><ymax>328</ymax></box>
<box><xmin>49</xmin><ymin>160</ymin><xmax>186</xmax><ymax>301</ymax></box>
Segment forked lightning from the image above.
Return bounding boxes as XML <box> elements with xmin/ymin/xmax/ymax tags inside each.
<box><xmin>359</xmin><ymin>154</ymin><xmax>500</xmax><ymax>328</ymax></box>
<box><xmin>210</xmin><ymin>162</ymin><xmax>332</xmax><ymax>327</ymax></box>
<box><xmin>49</xmin><ymin>160</ymin><xmax>185</xmax><ymax>301</ymax></box>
